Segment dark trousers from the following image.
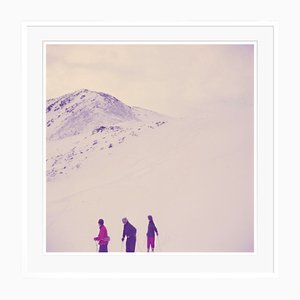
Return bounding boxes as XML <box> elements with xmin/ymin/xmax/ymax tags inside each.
<box><xmin>99</xmin><ymin>244</ymin><xmax>108</xmax><ymax>252</ymax></box>
<box><xmin>126</xmin><ymin>236</ymin><xmax>136</xmax><ymax>252</ymax></box>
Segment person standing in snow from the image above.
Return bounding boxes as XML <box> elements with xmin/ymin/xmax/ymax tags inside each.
<box><xmin>146</xmin><ymin>215</ymin><xmax>158</xmax><ymax>252</ymax></box>
<box><xmin>121</xmin><ymin>218</ymin><xmax>137</xmax><ymax>252</ymax></box>
<box><xmin>94</xmin><ymin>219</ymin><xmax>110</xmax><ymax>252</ymax></box>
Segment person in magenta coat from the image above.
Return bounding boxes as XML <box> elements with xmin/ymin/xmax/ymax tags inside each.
<box><xmin>94</xmin><ymin>219</ymin><xmax>110</xmax><ymax>252</ymax></box>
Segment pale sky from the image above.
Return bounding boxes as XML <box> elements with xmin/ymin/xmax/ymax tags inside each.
<box><xmin>46</xmin><ymin>44</ymin><xmax>254</xmax><ymax>117</ymax></box>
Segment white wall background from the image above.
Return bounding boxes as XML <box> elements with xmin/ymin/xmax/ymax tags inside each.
<box><xmin>0</xmin><ymin>1</ymin><xmax>298</xmax><ymax>299</ymax></box>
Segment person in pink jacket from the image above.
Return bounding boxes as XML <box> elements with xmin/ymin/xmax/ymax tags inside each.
<box><xmin>94</xmin><ymin>219</ymin><xmax>110</xmax><ymax>252</ymax></box>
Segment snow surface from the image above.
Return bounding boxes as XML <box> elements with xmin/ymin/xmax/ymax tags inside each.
<box><xmin>46</xmin><ymin>89</ymin><xmax>254</xmax><ymax>252</ymax></box>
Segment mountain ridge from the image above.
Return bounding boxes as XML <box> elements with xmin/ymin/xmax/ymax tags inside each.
<box><xmin>46</xmin><ymin>89</ymin><xmax>166</xmax><ymax>141</ymax></box>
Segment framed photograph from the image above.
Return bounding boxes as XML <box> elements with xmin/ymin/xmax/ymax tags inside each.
<box><xmin>23</xmin><ymin>23</ymin><xmax>275</xmax><ymax>276</ymax></box>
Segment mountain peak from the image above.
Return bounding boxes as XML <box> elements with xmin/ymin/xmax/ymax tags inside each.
<box><xmin>46</xmin><ymin>89</ymin><xmax>135</xmax><ymax>140</ymax></box>
<box><xmin>46</xmin><ymin>89</ymin><xmax>167</xmax><ymax>141</ymax></box>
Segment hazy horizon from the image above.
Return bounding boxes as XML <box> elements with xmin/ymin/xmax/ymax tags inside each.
<box><xmin>46</xmin><ymin>44</ymin><xmax>254</xmax><ymax>117</ymax></box>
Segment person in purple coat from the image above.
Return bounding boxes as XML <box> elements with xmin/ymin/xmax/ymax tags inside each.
<box><xmin>146</xmin><ymin>215</ymin><xmax>158</xmax><ymax>252</ymax></box>
<box><xmin>121</xmin><ymin>218</ymin><xmax>137</xmax><ymax>252</ymax></box>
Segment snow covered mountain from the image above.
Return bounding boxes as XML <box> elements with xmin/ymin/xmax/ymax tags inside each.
<box><xmin>46</xmin><ymin>89</ymin><xmax>168</xmax><ymax>181</ymax></box>
<box><xmin>46</xmin><ymin>88</ymin><xmax>165</xmax><ymax>140</ymax></box>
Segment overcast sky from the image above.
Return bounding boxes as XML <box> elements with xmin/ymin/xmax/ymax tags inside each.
<box><xmin>46</xmin><ymin>44</ymin><xmax>253</xmax><ymax>117</ymax></box>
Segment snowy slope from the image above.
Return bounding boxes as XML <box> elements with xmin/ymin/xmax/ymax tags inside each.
<box><xmin>46</xmin><ymin>92</ymin><xmax>254</xmax><ymax>253</ymax></box>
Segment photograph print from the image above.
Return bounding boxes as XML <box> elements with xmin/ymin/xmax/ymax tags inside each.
<box><xmin>45</xmin><ymin>44</ymin><xmax>254</xmax><ymax>253</ymax></box>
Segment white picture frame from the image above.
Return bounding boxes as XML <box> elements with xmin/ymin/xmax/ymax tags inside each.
<box><xmin>22</xmin><ymin>22</ymin><xmax>276</xmax><ymax>277</ymax></box>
